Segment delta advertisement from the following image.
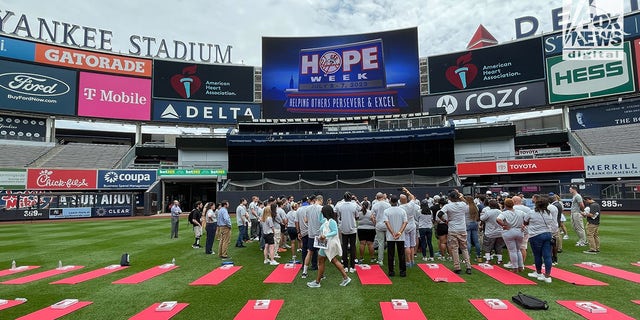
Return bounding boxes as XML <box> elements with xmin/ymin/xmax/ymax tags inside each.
<box><xmin>153</xmin><ymin>60</ymin><xmax>254</xmax><ymax>102</ymax></box>
<box><xmin>569</xmin><ymin>100</ymin><xmax>640</xmax><ymax>130</ymax></box>
<box><xmin>77</xmin><ymin>72</ymin><xmax>151</xmax><ymax>121</ymax></box>
<box><xmin>0</xmin><ymin>35</ymin><xmax>35</xmax><ymax>61</ymax></box>
<box><xmin>546</xmin><ymin>41</ymin><xmax>635</xmax><ymax>104</ymax></box>
<box><xmin>0</xmin><ymin>114</ymin><xmax>47</xmax><ymax>142</ymax></box>
<box><xmin>152</xmin><ymin>99</ymin><xmax>261</xmax><ymax>124</ymax></box>
<box><xmin>0</xmin><ymin>59</ymin><xmax>76</xmax><ymax>115</ymax></box>
<box><xmin>34</xmin><ymin>43</ymin><xmax>152</xmax><ymax>77</ymax></box>
<box><xmin>427</xmin><ymin>37</ymin><xmax>545</xmax><ymax>94</ymax></box>
<box><xmin>262</xmin><ymin>28</ymin><xmax>420</xmax><ymax>118</ymax></box>
<box><xmin>422</xmin><ymin>81</ymin><xmax>547</xmax><ymax>116</ymax></box>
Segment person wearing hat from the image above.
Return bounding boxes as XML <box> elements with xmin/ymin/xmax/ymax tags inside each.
<box><xmin>581</xmin><ymin>196</ymin><xmax>601</xmax><ymax>254</ymax></box>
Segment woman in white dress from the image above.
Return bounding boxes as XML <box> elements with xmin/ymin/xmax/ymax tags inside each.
<box><xmin>307</xmin><ymin>205</ymin><xmax>351</xmax><ymax>288</ymax></box>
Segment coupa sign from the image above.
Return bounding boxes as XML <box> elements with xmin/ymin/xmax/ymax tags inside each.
<box><xmin>546</xmin><ymin>41</ymin><xmax>635</xmax><ymax>103</ymax></box>
<box><xmin>97</xmin><ymin>169</ymin><xmax>156</xmax><ymax>189</ymax></box>
<box><xmin>422</xmin><ymin>81</ymin><xmax>546</xmax><ymax>116</ymax></box>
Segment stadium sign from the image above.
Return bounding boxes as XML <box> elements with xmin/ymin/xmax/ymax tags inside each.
<box><xmin>422</xmin><ymin>81</ymin><xmax>546</xmax><ymax>116</ymax></box>
<box><xmin>584</xmin><ymin>153</ymin><xmax>640</xmax><ymax>178</ymax></box>
<box><xmin>0</xmin><ymin>115</ymin><xmax>47</xmax><ymax>142</ymax></box>
<box><xmin>515</xmin><ymin>0</ymin><xmax>637</xmax><ymax>39</ymax></box>
<box><xmin>428</xmin><ymin>38</ymin><xmax>544</xmax><ymax>94</ymax></box>
<box><xmin>158</xmin><ymin>169</ymin><xmax>226</xmax><ymax>177</ymax></box>
<box><xmin>0</xmin><ymin>35</ymin><xmax>34</xmax><ymax>61</ymax></box>
<box><xmin>569</xmin><ymin>100</ymin><xmax>640</xmax><ymax>130</ymax></box>
<box><xmin>26</xmin><ymin>169</ymin><xmax>97</xmax><ymax>190</ymax></box>
<box><xmin>153</xmin><ymin>60</ymin><xmax>254</xmax><ymax>102</ymax></box>
<box><xmin>77</xmin><ymin>72</ymin><xmax>151</xmax><ymax>121</ymax></box>
<box><xmin>457</xmin><ymin>157</ymin><xmax>585</xmax><ymax>176</ymax></box>
<box><xmin>547</xmin><ymin>41</ymin><xmax>634</xmax><ymax>103</ymax></box>
<box><xmin>0</xmin><ymin>59</ymin><xmax>76</xmax><ymax>115</ymax></box>
<box><xmin>97</xmin><ymin>169</ymin><xmax>157</xmax><ymax>189</ymax></box>
<box><xmin>35</xmin><ymin>43</ymin><xmax>152</xmax><ymax>77</ymax></box>
<box><xmin>152</xmin><ymin>99</ymin><xmax>260</xmax><ymax>124</ymax></box>
<box><xmin>262</xmin><ymin>28</ymin><xmax>421</xmax><ymax>118</ymax></box>
<box><xmin>0</xmin><ymin>168</ymin><xmax>25</xmax><ymax>190</ymax></box>
<box><xmin>0</xmin><ymin>9</ymin><xmax>233</xmax><ymax>63</ymax></box>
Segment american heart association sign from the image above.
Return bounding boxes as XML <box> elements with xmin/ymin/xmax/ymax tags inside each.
<box><xmin>170</xmin><ymin>65</ymin><xmax>202</xmax><ymax>99</ymax></box>
<box><xmin>445</xmin><ymin>52</ymin><xmax>477</xmax><ymax>90</ymax></box>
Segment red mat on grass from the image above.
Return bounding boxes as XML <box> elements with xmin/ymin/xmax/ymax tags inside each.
<box><xmin>557</xmin><ymin>300</ymin><xmax>635</xmax><ymax>320</ymax></box>
<box><xmin>189</xmin><ymin>266</ymin><xmax>242</xmax><ymax>285</ymax></box>
<box><xmin>113</xmin><ymin>265</ymin><xmax>178</xmax><ymax>284</ymax></box>
<box><xmin>233</xmin><ymin>300</ymin><xmax>284</xmax><ymax>320</ymax></box>
<box><xmin>0</xmin><ymin>266</ymin><xmax>40</xmax><ymax>277</ymax></box>
<box><xmin>16</xmin><ymin>301</ymin><xmax>92</xmax><ymax>320</ymax></box>
<box><xmin>632</xmin><ymin>300</ymin><xmax>640</xmax><ymax>305</ymax></box>
<box><xmin>1</xmin><ymin>266</ymin><xmax>84</xmax><ymax>285</ymax></box>
<box><xmin>356</xmin><ymin>264</ymin><xmax>392</xmax><ymax>285</ymax></box>
<box><xmin>0</xmin><ymin>299</ymin><xmax>26</xmax><ymax>311</ymax></box>
<box><xmin>51</xmin><ymin>265</ymin><xmax>128</xmax><ymax>284</ymax></box>
<box><xmin>469</xmin><ymin>299</ymin><xmax>532</xmax><ymax>320</ymax></box>
<box><xmin>525</xmin><ymin>265</ymin><xmax>607</xmax><ymax>286</ymax></box>
<box><xmin>417</xmin><ymin>263</ymin><xmax>465</xmax><ymax>283</ymax></box>
<box><xmin>574</xmin><ymin>262</ymin><xmax>640</xmax><ymax>284</ymax></box>
<box><xmin>379</xmin><ymin>301</ymin><xmax>427</xmax><ymax>320</ymax></box>
<box><xmin>263</xmin><ymin>263</ymin><xmax>301</xmax><ymax>283</ymax></box>
<box><xmin>472</xmin><ymin>264</ymin><xmax>536</xmax><ymax>285</ymax></box>
<box><xmin>129</xmin><ymin>302</ymin><xmax>188</xmax><ymax>320</ymax></box>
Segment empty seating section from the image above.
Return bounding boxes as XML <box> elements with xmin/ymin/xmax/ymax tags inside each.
<box><xmin>0</xmin><ymin>143</ymin><xmax>53</xmax><ymax>168</ymax></box>
<box><xmin>36</xmin><ymin>143</ymin><xmax>131</xmax><ymax>169</ymax></box>
<box><xmin>573</xmin><ymin>123</ymin><xmax>640</xmax><ymax>155</ymax></box>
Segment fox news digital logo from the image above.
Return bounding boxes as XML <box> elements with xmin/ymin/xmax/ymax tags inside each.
<box><xmin>562</xmin><ymin>0</ymin><xmax>624</xmax><ymax>61</ymax></box>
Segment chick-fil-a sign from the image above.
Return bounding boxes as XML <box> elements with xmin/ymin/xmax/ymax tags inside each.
<box><xmin>27</xmin><ymin>169</ymin><xmax>97</xmax><ymax>190</ymax></box>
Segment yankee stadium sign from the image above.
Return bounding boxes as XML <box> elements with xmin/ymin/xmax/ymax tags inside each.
<box><xmin>0</xmin><ymin>9</ymin><xmax>233</xmax><ymax>63</ymax></box>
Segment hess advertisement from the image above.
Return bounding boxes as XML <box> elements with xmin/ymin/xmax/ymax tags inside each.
<box><xmin>153</xmin><ymin>60</ymin><xmax>254</xmax><ymax>102</ymax></box>
<box><xmin>262</xmin><ymin>28</ymin><xmax>420</xmax><ymax>118</ymax></box>
<box><xmin>546</xmin><ymin>42</ymin><xmax>635</xmax><ymax>104</ymax></box>
<box><xmin>428</xmin><ymin>37</ymin><xmax>545</xmax><ymax>94</ymax></box>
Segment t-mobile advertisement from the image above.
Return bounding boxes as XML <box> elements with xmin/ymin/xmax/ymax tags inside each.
<box><xmin>262</xmin><ymin>28</ymin><xmax>420</xmax><ymax>118</ymax></box>
<box><xmin>77</xmin><ymin>72</ymin><xmax>151</xmax><ymax>121</ymax></box>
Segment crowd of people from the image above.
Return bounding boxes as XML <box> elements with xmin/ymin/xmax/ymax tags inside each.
<box><xmin>167</xmin><ymin>185</ymin><xmax>601</xmax><ymax>286</ymax></box>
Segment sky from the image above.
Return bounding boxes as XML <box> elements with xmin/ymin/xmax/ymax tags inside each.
<box><xmin>2</xmin><ymin>0</ymin><xmax>619</xmax><ymax>66</ymax></box>
<box><xmin>0</xmin><ymin>0</ymin><xmax>636</xmax><ymax>132</ymax></box>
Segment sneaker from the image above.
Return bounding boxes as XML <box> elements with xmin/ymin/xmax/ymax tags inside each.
<box><xmin>340</xmin><ymin>277</ymin><xmax>352</xmax><ymax>286</ymax></box>
<box><xmin>274</xmin><ymin>254</ymin><xmax>281</xmax><ymax>259</ymax></box>
<box><xmin>371</xmin><ymin>258</ymin><xmax>377</xmax><ymax>263</ymax></box>
<box><xmin>427</xmin><ymin>257</ymin><xmax>434</xmax><ymax>261</ymax></box>
<box><xmin>563</xmin><ymin>235</ymin><xmax>569</xmax><ymax>240</ymax></box>
<box><xmin>552</xmin><ymin>262</ymin><xmax>558</xmax><ymax>266</ymax></box>
<box><xmin>544</xmin><ymin>276</ymin><xmax>552</xmax><ymax>283</ymax></box>
<box><xmin>297</xmin><ymin>248</ymin><xmax>302</xmax><ymax>252</ymax></box>
<box><xmin>466</xmin><ymin>268</ymin><xmax>472</xmax><ymax>275</ymax></box>
<box><xmin>192</xmin><ymin>245</ymin><xmax>199</xmax><ymax>249</ymax></box>
<box><xmin>270</xmin><ymin>260</ymin><xmax>279</xmax><ymax>266</ymax></box>
<box><xmin>306</xmin><ymin>280</ymin><xmax>321</xmax><ymax>288</ymax></box>
<box><xmin>537</xmin><ymin>274</ymin><xmax>546</xmax><ymax>281</ymax></box>
<box><xmin>264</xmin><ymin>259</ymin><xmax>269</xmax><ymax>264</ymax></box>
<box><xmin>527</xmin><ymin>272</ymin><xmax>541</xmax><ymax>278</ymax></box>
<box><xmin>422</xmin><ymin>257</ymin><xmax>429</xmax><ymax>261</ymax></box>
<box><xmin>301</xmin><ymin>273</ymin><xmax>308</xmax><ymax>279</ymax></box>
<box><xmin>437</xmin><ymin>256</ymin><xmax>446</xmax><ymax>261</ymax></box>
<box><xmin>453</xmin><ymin>269</ymin><xmax>461</xmax><ymax>274</ymax></box>
<box><xmin>285</xmin><ymin>244</ymin><xmax>291</xmax><ymax>249</ymax></box>
<box><xmin>583</xmin><ymin>250</ymin><xmax>598</xmax><ymax>254</ymax></box>
<box><xmin>348</xmin><ymin>267</ymin><xmax>355</xmax><ymax>273</ymax></box>
<box><xmin>576</xmin><ymin>242</ymin><xmax>587</xmax><ymax>247</ymax></box>
<box><xmin>321</xmin><ymin>274</ymin><xmax>326</xmax><ymax>281</ymax></box>
<box><xmin>503</xmin><ymin>262</ymin><xmax>513</xmax><ymax>268</ymax></box>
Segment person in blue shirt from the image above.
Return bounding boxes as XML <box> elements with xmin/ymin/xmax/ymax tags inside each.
<box><xmin>307</xmin><ymin>205</ymin><xmax>351</xmax><ymax>288</ymax></box>
<box><xmin>217</xmin><ymin>201</ymin><xmax>232</xmax><ymax>259</ymax></box>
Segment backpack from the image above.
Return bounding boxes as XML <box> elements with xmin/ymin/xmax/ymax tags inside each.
<box><xmin>188</xmin><ymin>209</ymin><xmax>197</xmax><ymax>226</ymax></box>
<box><xmin>120</xmin><ymin>253</ymin><xmax>130</xmax><ymax>266</ymax></box>
<box><xmin>511</xmin><ymin>292</ymin><xmax>549</xmax><ymax>310</ymax></box>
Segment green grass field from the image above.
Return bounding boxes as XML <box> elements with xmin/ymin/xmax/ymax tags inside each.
<box><xmin>0</xmin><ymin>215</ymin><xmax>639</xmax><ymax>319</ymax></box>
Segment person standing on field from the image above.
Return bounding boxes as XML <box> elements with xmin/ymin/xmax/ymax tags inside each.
<box><xmin>569</xmin><ymin>185</ymin><xmax>587</xmax><ymax>246</ymax></box>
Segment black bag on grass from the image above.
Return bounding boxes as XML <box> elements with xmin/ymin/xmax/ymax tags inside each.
<box><xmin>120</xmin><ymin>253</ymin><xmax>130</xmax><ymax>266</ymax></box>
<box><xmin>512</xmin><ymin>292</ymin><xmax>548</xmax><ymax>310</ymax></box>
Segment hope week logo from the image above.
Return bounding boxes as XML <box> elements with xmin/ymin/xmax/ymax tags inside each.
<box><xmin>445</xmin><ymin>52</ymin><xmax>478</xmax><ymax>90</ymax></box>
<box><xmin>170</xmin><ymin>65</ymin><xmax>202</xmax><ymax>99</ymax></box>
